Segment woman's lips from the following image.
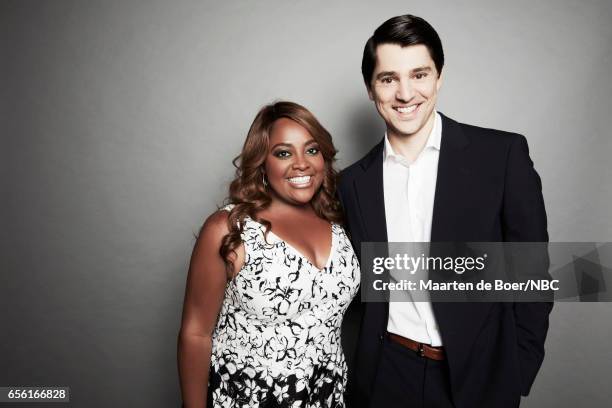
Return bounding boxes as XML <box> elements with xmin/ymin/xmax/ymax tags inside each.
<box><xmin>287</xmin><ymin>175</ymin><xmax>312</xmax><ymax>187</ymax></box>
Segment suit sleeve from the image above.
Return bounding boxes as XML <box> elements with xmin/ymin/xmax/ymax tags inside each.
<box><xmin>337</xmin><ymin>175</ymin><xmax>352</xmax><ymax>238</ymax></box>
<box><xmin>502</xmin><ymin>134</ymin><xmax>553</xmax><ymax>396</ymax></box>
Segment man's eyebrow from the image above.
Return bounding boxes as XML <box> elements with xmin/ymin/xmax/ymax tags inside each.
<box><xmin>375</xmin><ymin>66</ymin><xmax>433</xmax><ymax>79</ymax></box>
<box><xmin>375</xmin><ymin>71</ymin><xmax>397</xmax><ymax>79</ymax></box>
<box><xmin>411</xmin><ymin>66</ymin><xmax>433</xmax><ymax>73</ymax></box>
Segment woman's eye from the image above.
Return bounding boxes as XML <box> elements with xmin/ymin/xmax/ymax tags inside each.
<box><xmin>306</xmin><ymin>147</ymin><xmax>320</xmax><ymax>155</ymax></box>
<box><xmin>273</xmin><ymin>150</ymin><xmax>291</xmax><ymax>158</ymax></box>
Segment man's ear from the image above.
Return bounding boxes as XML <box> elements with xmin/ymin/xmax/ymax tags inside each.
<box><xmin>367</xmin><ymin>85</ymin><xmax>374</xmax><ymax>101</ymax></box>
<box><xmin>436</xmin><ymin>71</ymin><xmax>444</xmax><ymax>92</ymax></box>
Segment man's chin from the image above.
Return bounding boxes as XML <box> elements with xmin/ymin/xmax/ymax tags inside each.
<box><xmin>389</xmin><ymin>123</ymin><xmax>421</xmax><ymax>138</ymax></box>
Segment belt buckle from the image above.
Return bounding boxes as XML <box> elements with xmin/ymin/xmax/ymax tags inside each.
<box><xmin>416</xmin><ymin>342</ymin><xmax>425</xmax><ymax>357</ymax></box>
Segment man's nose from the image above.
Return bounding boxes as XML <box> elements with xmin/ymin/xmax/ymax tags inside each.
<box><xmin>396</xmin><ymin>79</ymin><xmax>415</xmax><ymax>102</ymax></box>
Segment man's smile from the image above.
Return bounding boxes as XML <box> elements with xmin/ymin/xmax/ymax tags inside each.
<box><xmin>393</xmin><ymin>103</ymin><xmax>421</xmax><ymax>117</ymax></box>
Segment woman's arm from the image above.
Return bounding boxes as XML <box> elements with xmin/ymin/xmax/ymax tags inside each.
<box><xmin>177</xmin><ymin>210</ymin><xmax>237</xmax><ymax>408</ymax></box>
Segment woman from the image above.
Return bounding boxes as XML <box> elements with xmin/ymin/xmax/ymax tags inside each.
<box><xmin>178</xmin><ymin>101</ymin><xmax>360</xmax><ymax>407</ymax></box>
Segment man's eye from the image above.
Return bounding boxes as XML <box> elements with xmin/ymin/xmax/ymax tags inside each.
<box><xmin>273</xmin><ymin>150</ymin><xmax>291</xmax><ymax>158</ymax></box>
<box><xmin>381</xmin><ymin>77</ymin><xmax>394</xmax><ymax>84</ymax></box>
<box><xmin>306</xmin><ymin>147</ymin><xmax>320</xmax><ymax>155</ymax></box>
<box><xmin>415</xmin><ymin>73</ymin><xmax>428</xmax><ymax>79</ymax></box>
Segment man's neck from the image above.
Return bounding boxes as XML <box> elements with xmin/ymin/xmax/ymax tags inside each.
<box><xmin>387</xmin><ymin>111</ymin><xmax>436</xmax><ymax>164</ymax></box>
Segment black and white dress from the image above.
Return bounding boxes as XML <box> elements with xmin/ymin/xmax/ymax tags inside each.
<box><xmin>208</xmin><ymin>206</ymin><xmax>360</xmax><ymax>407</ymax></box>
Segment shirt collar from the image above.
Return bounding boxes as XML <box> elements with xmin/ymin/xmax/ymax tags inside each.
<box><xmin>383</xmin><ymin>111</ymin><xmax>442</xmax><ymax>163</ymax></box>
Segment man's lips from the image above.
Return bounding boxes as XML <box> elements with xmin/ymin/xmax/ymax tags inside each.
<box><xmin>393</xmin><ymin>103</ymin><xmax>421</xmax><ymax>115</ymax></box>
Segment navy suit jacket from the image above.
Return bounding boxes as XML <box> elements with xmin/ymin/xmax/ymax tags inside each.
<box><xmin>338</xmin><ymin>113</ymin><xmax>553</xmax><ymax>408</ymax></box>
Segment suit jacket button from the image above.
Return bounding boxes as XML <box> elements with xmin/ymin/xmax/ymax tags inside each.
<box><xmin>379</xmin><ymin>334</ymin><xmax>384</xmax><ymax>342</ymax></box>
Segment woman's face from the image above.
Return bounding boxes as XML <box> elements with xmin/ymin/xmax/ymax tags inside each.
<box><xmin>264</xmin><ymin>118</ymin><xmax>325</xmax><ymax>206</ymax></box>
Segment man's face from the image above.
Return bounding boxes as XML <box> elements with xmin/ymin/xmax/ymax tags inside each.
<box><xmin>368</xmin><ymin>43</ymin><xmax>442</xmax><ymax>139</ymax></box>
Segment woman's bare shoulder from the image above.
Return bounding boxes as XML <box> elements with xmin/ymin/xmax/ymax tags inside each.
<box><xmin>197</xmin><ymin>210</ymin><xmax>231</xmax><ymax>247</ymax></box>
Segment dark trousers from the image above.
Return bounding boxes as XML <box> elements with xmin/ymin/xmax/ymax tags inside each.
<box><xmin>369</xmin><ymin>336</ymin><xmax>455</xmax><ymax>408</ymax></box>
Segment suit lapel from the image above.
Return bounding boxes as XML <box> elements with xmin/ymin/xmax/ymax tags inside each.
<box><xmin>430</xmin><ymin>113</ymin><xmax>494</xmax><ymax>358</ymax></box>
<box><xmin>354</xmin><ymin>140</ymin><xmax>388</xmax><ymax>243</ymax></box>
<box><xmin>430</xmin><ymin>113</ymin><xmax>470</xmax><ymax>242</ymax></box>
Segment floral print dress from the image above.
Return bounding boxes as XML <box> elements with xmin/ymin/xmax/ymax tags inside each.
<box><xmin>208</xmin><ymin>207</ymin><xmax>360</xmax><ymax>407</ymax></box>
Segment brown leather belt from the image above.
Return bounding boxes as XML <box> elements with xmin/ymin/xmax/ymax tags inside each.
<box><xmin>387</xmin><ymin>332</ymin><xmax>446</xmax><ymax>361</ymax></box>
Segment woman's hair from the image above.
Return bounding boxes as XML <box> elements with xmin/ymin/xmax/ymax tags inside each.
<box><xmin>220</xmin><ymin>101</ymin><xmax>343</xmax><ymax>275</ymax></box>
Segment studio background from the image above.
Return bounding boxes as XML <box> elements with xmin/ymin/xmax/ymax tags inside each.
<box><xmin>2</xmin><ymin>0</ymin><xmax>611</xmax><ymax>406</ymax></box>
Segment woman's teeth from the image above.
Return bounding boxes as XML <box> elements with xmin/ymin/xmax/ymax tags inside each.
<box><xmin>287</xmin><ymin>176</ymin><xmax>311</xmax><ymax>185</ymax></box>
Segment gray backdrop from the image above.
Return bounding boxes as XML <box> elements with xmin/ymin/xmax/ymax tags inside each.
<box><xmin>2</xmin><ymin>0</ymin><xmax>612</xmax><ymax>406</ymax></box>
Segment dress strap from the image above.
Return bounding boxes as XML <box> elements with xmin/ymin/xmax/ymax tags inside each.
<box><xmin>219</xmin><ymin>204</ymin><xmax>267</xmax><ymax>248</ymax></box>
<box><xmin>221</xmin><ymin>203</ymin><xmax>235</xmax><ymax>213</ymax></box>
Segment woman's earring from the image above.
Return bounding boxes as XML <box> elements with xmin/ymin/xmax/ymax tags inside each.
<box><xmin>262</xmin><ymin>173</ymin><xmax>268</xmax><ymax>187</ymax></box>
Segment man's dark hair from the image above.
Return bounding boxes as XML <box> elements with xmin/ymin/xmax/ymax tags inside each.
<box><xmin>361</xmin><ymin>14</ymin><xmax>444</xmax><ymax>89</ymax></box>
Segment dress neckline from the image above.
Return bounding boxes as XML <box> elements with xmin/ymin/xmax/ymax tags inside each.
<box><xmin>267</xmin><ymin>225</ymin><xmax>336</xmax><ymax>271</ymax></box>
<box><xmin>221</xmin><ymin>205</ymin><xmax>336</xmax><ymax>271</ymax></box>
<box><xmin>249</xmin><ymin>217</ymin><xmax>336</xmax><ymax>271</ymax></box>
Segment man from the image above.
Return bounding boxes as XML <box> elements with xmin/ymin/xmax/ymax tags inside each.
<box><xmin>338</xmin><ymin>15</ymin><xmax>552</xmax><ymax>408</ymax></box>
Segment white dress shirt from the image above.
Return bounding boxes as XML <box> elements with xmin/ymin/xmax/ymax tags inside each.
<box><xmin>383</xmin><ymin>112</ymin><xmax>443</xmax><ymax>346</ymax></box>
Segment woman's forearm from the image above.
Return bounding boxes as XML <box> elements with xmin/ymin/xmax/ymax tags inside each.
<box><xmin>178</xmin><ymin>332</ymin><xmax>213</xmax><ymax>408</ymax></box>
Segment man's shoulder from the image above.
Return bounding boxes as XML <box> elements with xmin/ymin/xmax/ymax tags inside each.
<box><xmin>339</xmin><ymin>159</ymin><xmax>363</xmax><ymax>180</ymax></box>
<box><xmin>445</xmin><ymin>114</ymin><xmax>525</xmax><ymax>147</ymax></box>
<box><xmin>338</xmin><ymin>140</ymin><xmax>383</xmax><ymax>186</ymax></box>
<box><xmin>337</xmin><ymin>159</ymin><xmax>363</xmax><ymax>193</ymax></box>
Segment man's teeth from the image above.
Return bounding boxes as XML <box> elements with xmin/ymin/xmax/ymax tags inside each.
<box><xmin>288</xmin><ymin>176</ymin><xmax>311</xmax><ymax>184</ymax></box>
<box><xmin>395</xmin><ymin>105</ymin><xmax>418</xmax><ymax>113</ymax></box>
